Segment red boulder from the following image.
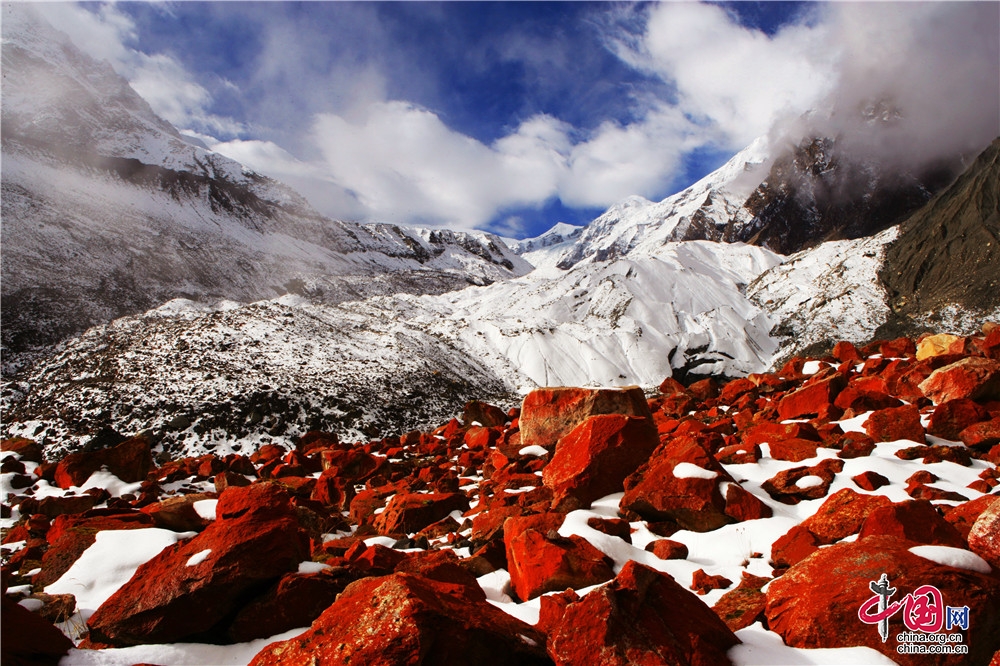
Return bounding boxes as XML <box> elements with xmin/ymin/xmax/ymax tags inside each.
<box><xmin>864</xmin><ymin>404</ymin><xmax>925</xmax><ymax>444</ymax></box>
<box><xmin>927</xmin><ymin>399</ymin><xmax>991</xmax><ymax>441</ymax></box>
<box><xmin>968</xmin><ymin>497</ymin><xmax>1000</xmax><ymax>569</ymax></box>
<box><xmin>543</xmin><ymin>414</ymin><xmax>659</xmax><ymax>511</ymax></box>
<box><xmin>547</xmin><ymin>560</ymin><xmax>740</xmax><ymax>666</ymax></box>
<box><xmin>506</xmin><ymin>528</ymin><xmax>615</xmax><ymax>601</ymax></box>
<box><xmin>799</xmin><ymin>488</ymin><xmax>892</xmax><ymax>544</ymax></box>
<box><xmin>621</xmin><ymin>435</ymin><xmax>734</xmax><ymax>532</ymax></box>
<box><xmin>53</xmin><ymin>436</ymin><xmax>153</xmax><ymax>489</ymax></box>
<box><xmin>858</xmin><ymin>500</ymin><xmax>967</xmax><ymax>547</ymax></box>
<box><xmin>519</xmin><ymin>386</ymin><xmax>652</xmax><ymax>449</ymax></box>
<box><xmin>87</xmin><ymin>483</ymin><xmax>309</xmax><ymax>646</ymax></box>
<box><xmin>248</xmin><ymin>572</ymin><xmax>550</xmax><ymax>666</ymax></box>
<box><xmin>920</xmin><ymin>357</ymin><xmax>1000</xmax><ymax>404</ymax></box>
<box><xmin>765</xmin><ymin>535</ymin><xmax>1000</xmax><ymax>666</ymax></box>
<box><xmin>373</xmin><ymin>492</ymin><xmax>470</xmax><ymax>537</ymax></box>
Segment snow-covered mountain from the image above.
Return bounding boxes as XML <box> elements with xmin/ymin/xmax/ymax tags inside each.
<box><xmin>1</xmin><ymin>7</ymin><xmax>530</xmax><ymax>354</ymax></box>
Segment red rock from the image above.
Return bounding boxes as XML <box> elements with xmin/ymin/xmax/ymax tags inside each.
<box><xmin>712</xmin><ymin>572</ymin><xmax>771</xmax><ymax>631</ymax></box>
<box><xmin>373</xmin><ymin>492</ymin><xmax>470</xmax><ymax>537</ymax></box>
<box><xmin>723</xmin><ymin>483</ymin><xmax>772</xmax><ymax>522</ymax></box>
<box><xmin>465</xmin><ymin>425</ymin><xmax>501</xmax><ymax>450</ymax></box>
<box><xmin>658</xmin><ymin>376</ymin><xmax>689</xmax><ymax>396</ymax></box>
<box><xmin>858</xmin><ymin>500</ymin><xmax>967</xmax><ymax>547</ymax></box>
<box><xmin>943</xmin><ymin>494</ymin><xmax>1000</xmax><ymax>538</ymax></box>
<box><xmin>346</xmin><ymin>542</ymin><xmax>406</xmax><ymax>572</ymax></box>
<box><xmin>621</xmin><ymin>435</ymin><xmax>734</xmax><ymax>532</ymax></box>
<box><xmin>543</xmin><ymin>414</ymin><xmax>659</xmax><ymax>511</ymax></box>
<box><xmin>760</xmin><ymin>459</ymin><xmax>844</xmax><ymax>505</ymax></box>
<box><xmin>226</xmin><ymin>570</ymin><xmax>351</xmax><ymax>643</ymax></box>
<box><xmin>906</xmin><ymin>483</ymin><xmax>969</xmax><ymax>502</ymax></box>
<box><xmin>319</xmin><ymin>447</ymin><xmax>381</xmax><ymax>481</ymax></box>
<box><xmin>741</xmin><ymin>421</ymin><xmax>821</xmax><ymax>449</ymax></box>
<box><xmin>961</xmin><ymin>418</ymin><xmax>1000</xmax><ymax>450</ymax></box>
<box><xmin>86</xmin><ymin>483</ymin><xmax>309</xmax><ymax>646</ymax></box>
<box><xmin>519</xmin><ymin>386</ymin><xmax>652</xmax><ymax>449</ymax></box>
<box><xmin>141</xmin><ymin>493</ymin><xmax>215</xmax><ymax>532</ymax></box>
<box><xmin>719</xmin><ymin>378</ymin><xmax>756</xmax><ymax>403</ymax></box>
<box><xmin>587</xmin><ymin>517</ymin><xmax>632</xmax><ymax>543</ymax></box>
<box><xmin>687</xmin><ymin>377</ymin><xmax>721</xmax><ymax>401</ymax></box>
<box><xmin>1</xmin><ymin>437</ymin><xmax>43</xmax><ymax>463</ymax></box>
<box><xmin>463</xmin><ymin>400</ymin><xmax>508</xmax><ymax>427</ymax></box>
<box><xmin>502</xmin><ymin>512</ymin><xmax>565</xmax><ymax>544</ymax></box>
<box><xmin>879</xmin><ymin>336</ymin><xmax>917</xmax><ymax>358</ymax></box>
<box><xmin>765</xmin><ymin>535</ymin><xmax>1000</xmax><ymax>666</ymax></box>
<box><xmin>799</xmin><ymin>488</ymin><xmax>892</xmax><ymax>544</ymax></box>
<box><xmin>17</xmin><ymin>495</ymin><xmax>97</xmax><ymax>518</ymax></box>
<box><xmin>214</xmin><ymin>470</ymin><xmax>252</xmax><ymax>492</ymax></box>
<box><xmin>248</xmin><ymin>572</ymin><xmax>550</xmax><ymax>666</ymax></box>
<box><xmin>1</xmin><ymin>596</ymin><xmax>75</xmax><ymax>666</ymax></box>
<box><xmin>645</xmin><ymin>538</ymin><xmax>689</xmax><ymax>560</ymax></box>
<box><xmin>770</xmin><ymin>525</ymin><xmax>822</xmax><ymax>568</ymax></box>
<box><xmin>968</xmin><ymin>496</ymin><xmax>1000</xmax><ymax>569</ymax></box>
<box><xmin>832</xmin><ymin>341</ymin><xmax>862</xmax><ymax>363</ymax></box>
<box><xmin>863</xmin><ymin>403</ymin><xmax>925</xmax><ymax>443</ymax></box>
<box><xmin>691</xmin><ymin>568</ymin><xmax>733</xmax><ymax>595</ymax></box>
<box><xmin>896</xmin><ymin>444</ymin><xmax>972</xmax><ymax>466</ymax></box>
<box><xmin>309</xmin><ymin>468</ymin><xmax>352</xmax><ymax>510</ymax></box>
<box><xmin>767</xmin><ymin>438</ymin><xmax>819</xmax><ymax>462</ymax></box>
<box><xmin>927</xmin><ymin>399</ymin><xmax>992</xmax><ymax>440</ymax></box>
<box><xmin>537</xmin><ymin>588</ymin><xmax>581</xmax><ymax>637</ymax></box>
<box><xmin>250</xmin><ymin>443</ymin><xmax>286</xmax><ymax>465</ymax></box>
<box><xmin>776</xmin><ymin>373</ymin><xmax>846</xmax><ymax>420</ymax></box>
<box><xmin>836</xmin><ymin>431</ymin><xmax>877</xmax><ymax>459</ymax></box>
<box><xmin>852</xmin><ymin>470</ymin><xmax>890</xmax><ymax>491</ymax></box>
<box><xmin>920</xmin><ymin>357</ymin><xmax>1000</xmax><ymax>404</ymax></box>
<box><xmin>506</xmin><ymin>528</ymin><xmax>615</xmax><ymax>601</ymax></box>
<box><xmin>833</xmin><ymin>386</ymin><xmax>902</xmax><ymax>412</ymax></box>
<box><xmin>547</xmin><ymin>560</ymin><xmax>739</xmax><ymax>666</ymax></box>
<box><xmin>715</xmin><ymin>442</ymin><xmax>761</xmax><ymax>465</ymax></box>
<box><xmin>53</xmin><ymin>436</ymin><xmax>153</xmax><ymax>489</ymax></box>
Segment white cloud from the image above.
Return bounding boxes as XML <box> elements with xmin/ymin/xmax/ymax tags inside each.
<box><xmin>28</xmin><ymin>2</ymin><xmax>243</xmax><ymax>139</ymax></box>
<box><xmin>618</xmin><ymin>2</ymin><xmax>834</xmax><ymax>150</ymax></box>
<box><xmin>311</xmin><ymin>102</ymin><xmax>571</xmax><ymax>227</ymax></box>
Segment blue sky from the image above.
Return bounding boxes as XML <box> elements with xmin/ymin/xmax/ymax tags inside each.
<box><xmin>27</xmin><ymin>2</ymin><xmax>1000</xmax><ymax>239</ymax></box>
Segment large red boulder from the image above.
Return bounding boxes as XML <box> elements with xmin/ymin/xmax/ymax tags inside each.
<box><xmin>711</xmin><ymin>572</ymin><xmax>771</xmax><ymax>632</ymax></box>
<box><xmin>776</xmin><ymin>373</ymin><xmax>846</xmax><ymax>420</ymax></box>
<box><xmin>967</xmin><ymin>497</ymin><xmax>1000</xmax><ymax>569</ymax></box>
<box><xmin>927</xmin><ymin>399</ymin><xmax>992</xmax><ymax>441</ymax></box>
<box><xmin>53</xmin><ymin>436</ymin><xmax>153</xmax><ymax>489</ymax></box>
<box><xmin>799</xmin><ymin>488</ymin><xmax>892</xmax><ymax>544</ymax></box>
<box><xmin>920</xmin><ymin>357</ymin><xmax>1000</xmax><ymax>404</ymax></box>
<box><xmin>858</xmin><ymin>500</ymin><xmax>967</xmax><ymax>548</ymax></box>
<box><xmin>248</xmin><ymin>572</ymin><xmax>550</xmax><ymax>666</ymax></box>
<box><xmin>543</xmin><ymin>414</ymin><xmax>659</xmax><ymax>511</ymax></box>
<box><xmin>546</xmin><ymin>560</ymin><xmax>739</xmax><ymax>666</ymax></box>
<box><xmin>621</xmin><ymin>435</ymin><xmax>734</xmax><ymax>532</ymax></box>
<box><xmin>506</xmin><ymin>527</ymin><xmax>615</xmax><ymax>601</ymax></box>
<box><xmin>1</xmin><ymin>596</ymin><xmax>75</xmax><ymax>666</ymax></box>
<box><xmin>86</xmin><ymin>483</ymin><xmax>309</xmax><ymax>646</ymax></box>
<box><xmin>373</xmin><ymin>492</ymin><xmax>470</xmax><ymax>537</ymax></box>
<box><xmin>864</xmin><ymin>404</ymin><xmax>925</xmax><ymax>444</ymax></box>
<box><xmin>519</xmin><ymin>386</ymin><xmax>652</xmax><ymax>449</ymax></box>
<box><xmin>960</xmin><ymin>418</ymin><xmax>1000</xmax><ymax>450</ymax></box>
<box><xmin>463</xmin><ymin>400</ymin><xmax>509</xmax><ymax>427</ymax></box>
<box><xmin>765</xmin><ymin>535</ymin><xmax>1000</xmax><ymax>666</ymax></box>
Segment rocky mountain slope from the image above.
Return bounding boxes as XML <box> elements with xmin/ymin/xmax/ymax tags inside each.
<box><xmin>1</xmin><ymin>8</ymin><xmax>529</xmax><ymax>355</ymax></box>
<box><xmin>2</xmin><ymin>327</ymin><xmax>999</xmax><ymax>665</ymax></box>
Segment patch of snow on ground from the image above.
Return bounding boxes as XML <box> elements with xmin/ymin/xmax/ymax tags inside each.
<box><xmin>45</xmin><ymin>528</ymin><xmax>195</xmax><ymax>620</ymax></box>
<box><xmin>908</xmin><ymin>545</ymin><xmax>992</xmax><ymax>574</ymax></box>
